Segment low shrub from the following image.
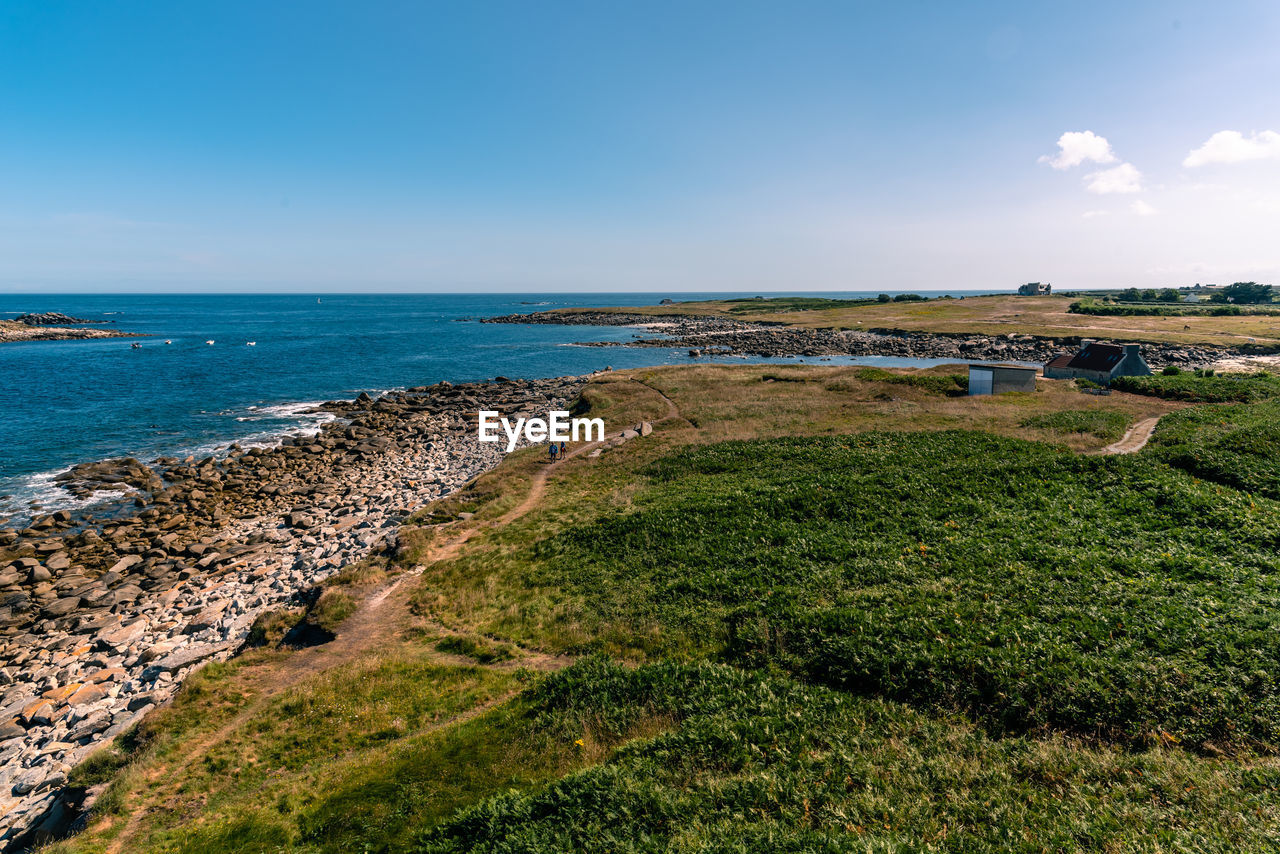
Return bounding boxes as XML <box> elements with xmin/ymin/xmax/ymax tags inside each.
<box><xmin>414</xmin><ymin>659</ymin><xmax>1280</xmax><ymax>853</ymax></box>
<box><xmin>1148</xmin><ymin>399</ymin><xmax>1280</xmax><ymax>499</ymax></box>
<box><xmin>1113</xmin><ymin>371</ymin><xmax>1280</xmax><ymax>402</ymax></box>
<box><xmin>1020</xmin><ymin>409</ymin><xmax>1130</xmax><ymax>440</ymax></box>
<box><xmin>526</xmin><ymin>431</ymin><xmax>1280</xmax><ymax>751</ymax></box>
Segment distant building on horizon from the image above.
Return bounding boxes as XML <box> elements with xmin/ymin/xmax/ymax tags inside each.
<box><xmin>1044</xmin><ymin>340</ymin><xmax>1151</xmax><ymax>385</ymax></box>
<box><xmin>1018</xmin><ymin>282</ymin><xmax>1051</xmax><ymax>295</ymax></box>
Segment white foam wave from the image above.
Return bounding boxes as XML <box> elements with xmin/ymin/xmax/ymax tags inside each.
<box><xmin>0</xmin><ymin>466</ymin><xmax>136</xmax><ymax>522</ymax></box>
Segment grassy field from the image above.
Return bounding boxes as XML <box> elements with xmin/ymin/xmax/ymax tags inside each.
<box><xmin>1112</xmin><ymin>370</ymin><xmax>1280</xmax><ymax>402</ymax></box>
<box><xmin>1147</xmin><ymin>398</ymin><xmax>1280</xmax><ymax>501</ymax></box>
<box><xmin>548</xmin><ymin>293</ymin><xmax>1280</xmax><ymax>347</ymax></box>
<box><xmin>56</xmin><ymin>363</ymin><xmax>1280</xmax><ymax>853</ymax></box>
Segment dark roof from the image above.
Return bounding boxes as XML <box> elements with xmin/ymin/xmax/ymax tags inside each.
<box><xmin>1066</xmin><ymin>342</ymin><xmax>1125</xmax><ymax>372</ymax></box>
<box><xmin>1046</xmin><ymin>353</ymin><xmax>1073</xmax><ymax>369</ymax></box>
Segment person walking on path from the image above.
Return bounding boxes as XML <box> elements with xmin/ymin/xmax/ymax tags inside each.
<box><xmin>549</xmin><ymin>443</ymin><xmax>558</xmax><ymax>463</ymax></box>
<box><xmin>559</xmin><ymin>441</ymin><xmax>567</xmax><ymax>459</ymax></box>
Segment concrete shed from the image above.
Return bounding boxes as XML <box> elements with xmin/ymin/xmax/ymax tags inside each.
<box><xmin>969</xmin><ymin>364</ymin><xmax>1038</xmax><ymax>395</ymax></box>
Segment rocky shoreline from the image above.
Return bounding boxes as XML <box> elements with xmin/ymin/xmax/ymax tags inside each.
<box><xmin>0</xmin><ymin>320</ymin><xmax>141</xmax><ymax>345</ymax></box>
<box><xmin>0</xmin><ymin>375</ymin><xmax>583</xmax><ymax>849</ymax></box>
<box><xmin>482</xmin><ymin>310</ymin><xmax>1233</xmax><ymax>367</ymax></box>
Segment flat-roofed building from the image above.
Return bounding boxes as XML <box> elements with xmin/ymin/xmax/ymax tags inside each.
<box><xmin>968</xmin><ymin>364</ymin><xmax>1038</xmax><ymax>395</ymax></box>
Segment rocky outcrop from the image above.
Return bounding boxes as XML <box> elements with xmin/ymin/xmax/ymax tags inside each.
<box><xmin>0</xmin><ymin>322</ymin><xmax>140</xmax><ymax>345</ymax></box>
<box><xmin>12</xmin><ymin>314</ymin><xmax>106</xmax><ymax>326</ymax></box>
<box><xmin>484</xmin><ymin>311</ymin><xmax>1230</xmax><ymax>367</ymax></box>
<box><xmin>0</xmin><ymin>375</ymin><xmax>585</xmax><ymax>848</ymax></box>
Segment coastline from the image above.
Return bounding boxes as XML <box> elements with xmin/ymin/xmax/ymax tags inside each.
<box><xmin>483</xmin><ymin>309</ymin><xmax>1230</xmax><ymax>366</ymax></box>
<box><xmin>0</xmin><ymin>295</ymin><xmax>1267</xmax><ymax>845</ymax></box>
<box><xmin>0</xmin><ymin>374</ymin><xmax>583</xmax><ymax>844</ymax></box>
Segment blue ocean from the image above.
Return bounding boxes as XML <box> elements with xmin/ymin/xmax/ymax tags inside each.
<box><xmin>0</xmin><ymin>291</ymin><xmax>1003</xmax><ymax>522</ymax></box>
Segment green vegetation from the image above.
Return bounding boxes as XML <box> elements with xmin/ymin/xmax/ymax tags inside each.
<box><xmin>71</xmin><ymin>652</ymin><xmax>538</xmax><ymax>853</ymax></box>
<box><xmin>435</xmin><ymin>635</ymin><xmax>516</xmax><ymax>664</ymax></box>
<box><xmin>1020</xmin><ymin>409</ymin><xmax>1130</xmax><ymax>440</ymax></box>
<box><xmin>1148</xmin><ymin>399</ymin><xmax>1280</xmax><ymax>500</ymax></box>
<box><xmin>1068</xmin><ymin>282</ymin><xmax>1277</xmax><ymax>316</ymax></box>
<box><xmin>1214</xmin><ymin>282</ymin><xmax>1275</xmax><ymax>304</ymax></box>
<box><xmin>514</xmin><ymin>432</ymin><xmax>1280</xmax><ymax>750</ymax></box>
<box><xmin>415</xmin><ymin>659</ymin><xmax>1280</xmax><ymax>854</ymax></box>
<box><xmin>853</xmin><ymin>366</ymin><xmax>969</xmax><ymax>396</ymax></box>
<box><xmin>64</xmin><ymin>365</ymin><xmax>1280</xmax><ymax>853</ymax></box>
<box><xmin>1112</xmin><ymin>371</ymin><xmax>1280</xmax><ymax>402</ymax></box>
<box><xmin>1068</xmin><ymin>299</ymin><xmax>1274</xmax><ymax>317</ymax></box>
<box><xmin>1117</xmin><ymin>286</ymin><xmax>1184</xmax><ymax>302</ymax></box>
<box><xmin>243</xmin><ymin>606</ymin><xmax>304</xmax><ymax>647</ymax></box>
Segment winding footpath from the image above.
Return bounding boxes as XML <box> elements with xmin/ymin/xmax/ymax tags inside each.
<box><xmin>1100</xmin><ymin>416</ymin><xmax>1162</xmax><ymax>455</ymax></box>
<box><xmin>96</xmin><ymin>382</ymin><xmax>679</xmax><ymax>853</ymax></box>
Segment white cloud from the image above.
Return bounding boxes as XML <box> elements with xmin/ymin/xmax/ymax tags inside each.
<box><xmin>1082</xmin><ymin>209</ymin><xmax>1109</xmax><ymax>218</ymax></box>
<box><xmin>1184</xmin><ymin>130</ymin><xmax>1280</xmax><ymax>167</ymax></box>
<box><xmin>1085</xmin><ymin>162</ymin><xmax>1143</xmax><ymax>194</ymax></box>
<box><xmin>1130</xmin><ymin>200</ymin><xmax>1156</xmax><ymax>216</ymax></box>
<box><xmin>1039</xmin><ymin>130</ymin><xmax>1118</xmax><ymax>170</ymax></box>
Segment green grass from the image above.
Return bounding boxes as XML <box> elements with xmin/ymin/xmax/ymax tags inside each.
<box><xmin>1020</xmin><ymin>409</ymin><xmax>1131</xmax><ymax>440</ymax></box>
<box><xmin>59</xmin><ymin>370</ymin><xmax>1280</xmax><ymax>853</ymax></box>
<box><xmin>435</xmin><ymin>635</ymin><xmax>516</xmax><ymax>664</ymax></box>
<box><xmin>1113</xmin><ymin>372</ymin><xmax>1280</xmax><ymax>403</ymax></box>
<box><xmin>1069</xmin><ymin>299</ymin><xmax>1280</xmax><ymax>317</ymax></box>
<box><xmin>79</xmin><ymin>653</ymin><xmax>536</xmax><ymax>853</ymax></box>
<box><xmin>510</xmin><ymin>431</ymin><xmax>1280</xmax><ymax>751</ymax></box>
<box><xmin>1147</xmin><ymin>399</ymin><xmax>1280</xmax><ymax>500</ymax></box>
<box><xmin>414</xmin><ymin>658</ymin><xmax>1280</xmax><ymax>854</ymax></box>
<box><xmin>853</xmin><ymin>366</ymin><xmax>969</xmax><ymax>396</ymax></box>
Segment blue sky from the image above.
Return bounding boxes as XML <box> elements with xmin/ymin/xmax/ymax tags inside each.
<box><xmin>2</xmin><ymin>1</ymin><xmax>1278</xmax><ymax>292</ymax></box>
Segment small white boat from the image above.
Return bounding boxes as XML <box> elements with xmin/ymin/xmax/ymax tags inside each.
<box><xmin>246</xmin><ymin>341</ymin><xmax>256</xmax><ymax>346</ymax></box>
<box><xmin>164</xmin><ymin>340</ymin><xmax>172</xmax><ymax>345</ymax></box>
<box><xmin>205</xmin><ymin>340</ymin><xmax>215</xmax><ymax>345</ymax></box>
<box><xmin>130</xmin><ymin>342</ymin><xmax>141</xmax><ymax>349</ymax></box>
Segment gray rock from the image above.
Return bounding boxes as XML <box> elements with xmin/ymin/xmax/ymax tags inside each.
<box><xmin>126</xmin><ymin>693</ymin><xmax>159</xmax><ymax>712</ymax></box>
<box><xmin>107</xmin><ymin>555</ymin><xmax>142</xmax><ymax>575</ymax></box>
<box><xmin>143</xmin><ymin>644</ymin><xmax>223</xmax><ymax>679</ymax></box>
<box><xmin>11</xmin><ymin>766</ymin><xmax>49</xmax><ymax>796</ymax></box>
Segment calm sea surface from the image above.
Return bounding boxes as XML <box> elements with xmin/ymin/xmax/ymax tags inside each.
<box><xmin>0</xmin><ymin>291</ymin><xmax>1004</xmax><ymax>521</ymax></box>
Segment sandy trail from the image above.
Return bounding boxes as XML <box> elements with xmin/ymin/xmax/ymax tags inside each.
<box><xmin>1099</xmin><ymin>416</ymin><xmax>1161</xmax><ymax>455</ymax></box>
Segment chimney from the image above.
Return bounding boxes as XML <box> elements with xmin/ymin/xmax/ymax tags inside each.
<box><xmin>1124</xmin><ymin>343</ymin><xmax>1140</xmax><ymax>355</ymax></box>
<box><xmin>1080</xmin><ymin>338</ymin><xmax>1095</xmax><ymax>348</ymax></box>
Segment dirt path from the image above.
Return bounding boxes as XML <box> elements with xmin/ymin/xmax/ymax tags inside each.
<box><xmin>633</xmin><ymin>377</ymin><xmax>686</xmax><ymax>424</ymax></box>
<box><xmin>1100</xmin><ymin>416</ymin><xmax>1161</xmax><ymax>455</ymax></box>
<box><xmin>102</xmin><ymin>381</ymin><xmax>681</xmax><ymax>852</ymax></box>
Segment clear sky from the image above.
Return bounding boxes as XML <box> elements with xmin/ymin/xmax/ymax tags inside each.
<box><xmin>1</xmin><ymin>1</ymin><xmax>1278</xmax><ymax>292</ymax></box>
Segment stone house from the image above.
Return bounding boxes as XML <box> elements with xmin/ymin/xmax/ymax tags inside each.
<box><xmin>1043</xmin><ymin>340</ymin><xmax>1151</xmax><ymax>384</ymax></box>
